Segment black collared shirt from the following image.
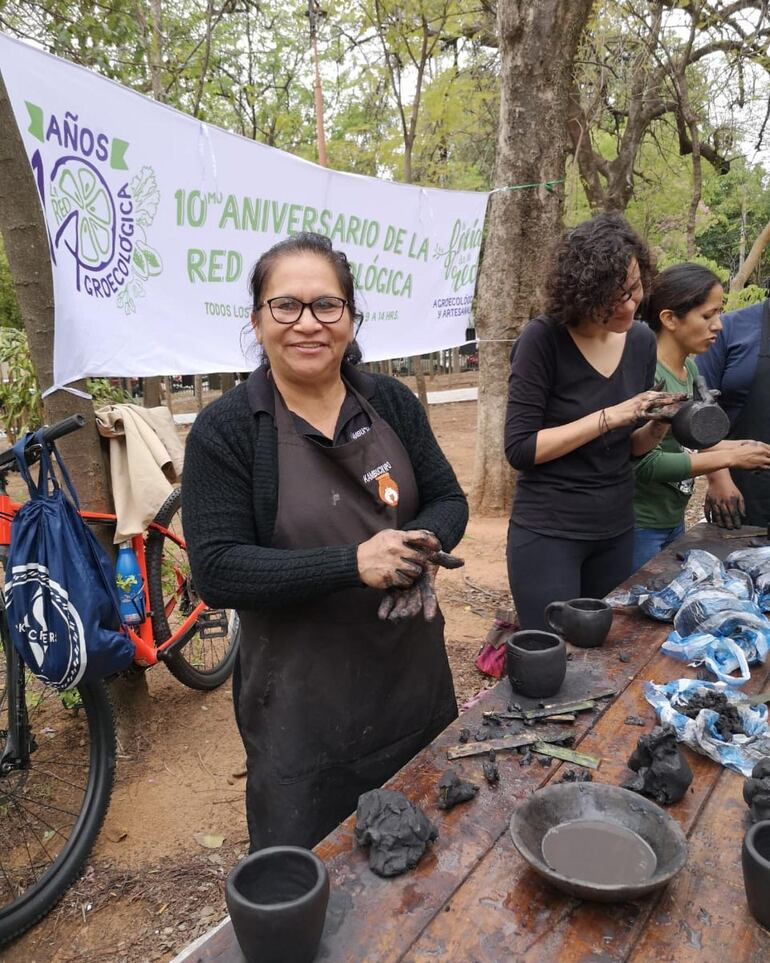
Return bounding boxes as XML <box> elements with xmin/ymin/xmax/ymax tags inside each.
<box><xmin>246</xmin><ymin>364</ymin><xmax>372</xmax><ymax>447</ymax></box>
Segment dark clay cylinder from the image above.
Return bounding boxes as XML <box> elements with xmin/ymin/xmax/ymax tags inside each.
<box><xmin>544</xmin><ymin>598</ymin><xmax>613</xmax><ymax>649</ymax></box>
<box><xmin>225</xmin><ymin>846</ymin><xmax>330</xmax><ymax>963</ymax></box>
<box><xmin>743</xmin><ymin>821</ymin><xmax>770</xmax><ymax>932</ymax></box>
<box><xmin>506</xmin><ymin>630</ymin><xmax>567</xmax><ymax>699</ymax></box>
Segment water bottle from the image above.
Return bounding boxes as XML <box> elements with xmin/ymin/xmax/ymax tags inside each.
<box><xmin>115</xmin><ymin>542</ymin><xmax>146</xmax><ymax>625</ymax></box>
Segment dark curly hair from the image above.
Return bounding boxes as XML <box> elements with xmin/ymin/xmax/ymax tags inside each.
<box><xmin>641</xmin><ymin>263</ymin><xmax>722</xmax><ymax>333</ymax></box>
<box><xmin>248</xmin><ymin>232</ymin><xmax>363</xmax><ymax>364</ymax></box>
<box><xmin>545</xmin><ymin>213</ymin><xmax>654</xmax><ymax>327</ymax></box>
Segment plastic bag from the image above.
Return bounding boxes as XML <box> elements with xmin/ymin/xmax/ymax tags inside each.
<box><xmin>673</xmin><ymin>588</ymin><xmax>763</xmax><ymax>637</ymax></box>
<box><xmin>661</xmin><ymin>632</ymin><xmax>752</xmax><ymax>685</ymax></box>
<box><xmin>644</xmin><ymin>679</ymin><xmax>770</xmax><ymax>776</ymax></box>
<box><xmin>608</xmin><ymin>550</ymin><xmax>729</xmax><ymax>622</ymax></box>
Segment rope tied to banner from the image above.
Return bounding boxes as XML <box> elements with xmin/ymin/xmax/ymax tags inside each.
<box><xmin>490</xmin><ymin>178</ymin><xmax>564</xmax><ymax>195</ymax></box>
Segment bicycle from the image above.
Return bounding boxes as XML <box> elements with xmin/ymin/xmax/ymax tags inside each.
<box><xmin>0</xmin><ymin>415</ymin><xmax>241</xmax><ymax>944</ymax></box>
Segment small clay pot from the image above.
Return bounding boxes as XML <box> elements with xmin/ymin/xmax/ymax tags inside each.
<box><xmin>506</xmin><ymin>630</ymin><xmax>566</xmax><ymax>699</ymax></box>
<box><xmin>544</xmin><ymin>598</ymin><xmax>614</xmax><ymax>649</ymax></box>
<box><xmin>670</xmin><ymin>375</ymin><xmax>730</xmax><ymax>449</ymax></box>
<box><xmin>225</xmin><ymin>846</ymin><xmax>330</xmax><ymax>963</ymax></box>
<box><xmin>742</xmin><ymin>820</ymin><xmax>770</xmax><ymax>931</ymax></box>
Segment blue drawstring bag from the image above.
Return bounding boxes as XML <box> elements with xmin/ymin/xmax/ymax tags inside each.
<box><xmin>4</xmin><ymin>430</ymin><xmax>135</xmax><ymax>690</ymax></box>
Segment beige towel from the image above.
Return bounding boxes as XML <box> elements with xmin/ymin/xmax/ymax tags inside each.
<box><xmin>95</xmin><ymin>404</ymin><xmax>185</xmax><ymax>543</ymax></box>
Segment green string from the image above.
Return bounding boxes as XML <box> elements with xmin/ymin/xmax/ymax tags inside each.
<box><xmin>490</xmin><ymin>178</ymin><xmax>564</xmax><ymax>194</ymax></box>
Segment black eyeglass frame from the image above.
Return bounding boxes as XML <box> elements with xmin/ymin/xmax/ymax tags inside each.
<box><xmin>257</xmin><ymin>296</ymin><xmax>349</xmax><ymax>325</ymax></box>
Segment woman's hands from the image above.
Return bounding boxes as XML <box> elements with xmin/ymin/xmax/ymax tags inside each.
<box><xmin>356</xmin><ymin>529</ymin><xmax>440</xmax><ymax>590</ymax></box>
<box><xmin>704</xmin><ymin>470</ymin><xmax>745</xmax><ymax>529</ymax></box>
<box><xmin>727</xmin><ymin>440</ymin><xmax>770</xmax><ymax>472</ymax></box>
<box><xmin>604</xmin><ymin>390</ymin><xmax>687</xmax><ymax>430</ymax></box>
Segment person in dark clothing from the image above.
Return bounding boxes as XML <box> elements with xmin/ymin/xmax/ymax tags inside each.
<box><xmin>505</xmin><ymin>213</ymin><xmax>683</xmax><ymax>630</ymax></box>
<box><xmin>695</xmin><ymin>299</ymin><xmax>770</xmax><ymax>528</ymax></box>
<box><xmin>182</xmin><ymin>232</ymin><xmax>467</xmax><ymax>852</ymax></box>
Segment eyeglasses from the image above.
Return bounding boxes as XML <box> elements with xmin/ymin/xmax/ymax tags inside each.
<box><xmin>617</xmin><ymin>277</ymin><xmax>642</xmax><ymax>304</ymax></box>
<box><xmin>258</xmin><ymin>296</ymin><xmax>349</xmax><ymax>325</ymax></box>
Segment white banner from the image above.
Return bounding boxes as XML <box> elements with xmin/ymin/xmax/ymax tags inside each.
<box><xmin>0</xmin><ymin>33</ymin><xmax>489</xmax><ymax>386</ymax></box>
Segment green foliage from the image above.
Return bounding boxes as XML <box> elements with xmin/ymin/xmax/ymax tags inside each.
<box><xmin>87</xmin><ymin>378</ymin><xmax>131</xmax><ymax>405</ymax></box>
<box><xmin>0</xmin><ymin>328</ymin><xmax>44</xmax><ymax>442</ymax></box>
<box><xmin>725</xmin><ymin>284</ymin><xmax>767</xmax><ymax>312</ymax></box>
<box><xmin>0</xmin><ymin>238</ymin><xmax>22</xmax><ymax>330</ymax></box>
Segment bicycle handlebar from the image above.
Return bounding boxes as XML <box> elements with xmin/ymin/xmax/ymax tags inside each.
<box><xmin>0</xmin><ymin>414</ymin><xmax>86</xmax><ymax>471</ymax></box>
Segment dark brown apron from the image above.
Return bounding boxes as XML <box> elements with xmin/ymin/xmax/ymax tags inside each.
<box><xmin>729</xmin><ymin>301</ymin><xmax>770</xmax><ymax>526</ymax></box>
<box><xmin>236</xmin><ymin>383</ymin><xmax>457</xmax><ymax>851</ymax></box>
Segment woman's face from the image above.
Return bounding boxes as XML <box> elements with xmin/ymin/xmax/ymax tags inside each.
<box><xmin>252</xmin><ymin>252</ymin><xmax>354</xmax><ymax>384</ymax></box>
<box><xmin>664</xmin><ymin>283</ymin><xmax>724</xmax><ymax>354</ymax></box>
<box><xmin>603</xmin><ymin>258</ymin><xmax>643</xmax><ymax>333</ymax></box>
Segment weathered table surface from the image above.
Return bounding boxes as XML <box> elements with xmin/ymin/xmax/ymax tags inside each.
<box><xmin>173</xmin><ymin>524</ymin><xmax>770</xmax><ymax>963</ymax></box>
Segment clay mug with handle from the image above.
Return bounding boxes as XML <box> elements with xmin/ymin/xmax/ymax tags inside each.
<box><xmin>544</xmin><ymin>598</ymin><xmax>613</xmax><ymax>649</ymax></box>
<box><xmin>506</xmin><ymin>630</ymin><xmax>566</xmax><ymax>699</ymax></box>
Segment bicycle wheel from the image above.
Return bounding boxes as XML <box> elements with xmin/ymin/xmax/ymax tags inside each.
<box><xmin>0</xmin><ymin>635</ymin><xmax>115</xmax><ymax>945</ymax></box>
<box><xmin>146</xmin><ymin>488</ymin><xmax>240</xmax><ymax>690</ymax></box>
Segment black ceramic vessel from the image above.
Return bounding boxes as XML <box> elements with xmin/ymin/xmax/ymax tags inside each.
<box><xmin>670</xmin><ymin>374</ymin><xmax>730</xmax><ymax>449</ymax></box>
<box><xmin>742</xmin><ymin>820</ymin><xmax>770</xmax><ymax>931</ymax></box>
<box><xmin>506</xmin><ymin>630</ymin><xmax>566</xmax><ymax>698</ymax></box>
<box><xmin>544</xmin><ymin>598</ymin><xmax>613</xmax><ymax>649</ymax></box>
<box><xmin>225</xmin><ymin>846</ymin><xmax>330</xmax><ymax>963</ymax></box>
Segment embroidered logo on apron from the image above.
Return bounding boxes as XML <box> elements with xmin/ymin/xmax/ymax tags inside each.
<box><xmin>377</xmin><ymin>472</ymin><xmax>400</xmax><ymax>506</ymax></box>
<box><xmin>363</xmin><ymin>461</ymin><xmax>399</xmax><ymax>506</ymax></box>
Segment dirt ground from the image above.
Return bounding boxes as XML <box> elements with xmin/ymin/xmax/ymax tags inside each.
<box><xmin>3</xmin><ymin>374</ymin><xmax>708</xmax><ymax>963</ymax></box>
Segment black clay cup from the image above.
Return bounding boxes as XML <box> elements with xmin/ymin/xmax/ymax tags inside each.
<box><xmin>225</xmin><ymin>846</ymin><xmax>330</xmax><ymax>963</ymax></box>
<box><xmin>544</xmin><ymin>598</ymin><xmax>614</xmax><ymax>649</ymax></box>
<box><xmin>742</xmin><ymin>821</ymin><xmax>770</xmax><ymax>931</ymax></box>
<box><xmin>506</xmin><ymin>630</ymin><xmax>567</xmax><ymax>699</ymax></box>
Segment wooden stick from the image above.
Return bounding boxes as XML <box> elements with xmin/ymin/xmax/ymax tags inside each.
<box><xmin>531</xmin><ymin>742</ymin><xmax>601</xmax><ymax>770</ymax></box>
<box><xmin>522</xmin><ymin>700</ymin><xmax>596</xmax><ymax>720</ymax></box>
<box><xmin>447</xmin><ymin>734</ymin><xmax>540</xmax><ymax>760</ymax></box>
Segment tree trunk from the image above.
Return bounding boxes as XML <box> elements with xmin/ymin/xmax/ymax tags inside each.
<box><xmin>730</xmin><ymin>215</ymin><xmax>770</xmax><ymax>292</ymax></box>
<box><xmin>194</xmin><ymin>374</ymin><xmax>204</xmax><ymax>410</ymax></box>
<box><xmin>471</xmin><ymin>0</ymin><xmax>593</xmax><ymax>515</ymax></box>
<box><xmin>143</xmin><ymin>374</ymin><xmax>163</xmax><ymax>407</ymax></box>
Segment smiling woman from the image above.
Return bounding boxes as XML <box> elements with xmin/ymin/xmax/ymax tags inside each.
<box><xmin>181</xmin><ymin>232</ymin><xmax>468</xmax><ymax>852</ymax></box>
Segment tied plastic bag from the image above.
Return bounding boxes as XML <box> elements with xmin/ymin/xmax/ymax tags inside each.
<box><xmin>661</xmin><ymin>632</ymin><xmax>753</xmax><ymax>685</ymax></box>
<box><xmin>725</xmin><ymin>548</ymin><xmax>770</xmax><ymax>612</ymax></box>
<box><xmin>673</xmin><ymin>588</ymin><xmax>763</xmax><ymax>637</ymax></box>
<box><xmin>608</xmin><ymin>550</ymin><xmax>730</xmax><ymax>622</ymax></box>
<box><xmin>644</xmin><ymin>679</ymin><xmax>770</xmax><ymax>776</ymax></box>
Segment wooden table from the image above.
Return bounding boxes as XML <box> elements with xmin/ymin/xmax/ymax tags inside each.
<box><xmin>174</xmin><ymin>524</ymin><xmax>770</xmax><ymax>963</ymax></box>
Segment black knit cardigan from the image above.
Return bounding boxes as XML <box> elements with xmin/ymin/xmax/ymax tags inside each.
<box><xmin>181</xmin><ymin>365</ymin><xmax>469</xmax><ymax>610</ymax></box>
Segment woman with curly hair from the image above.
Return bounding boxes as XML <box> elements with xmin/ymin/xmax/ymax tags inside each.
<box><xmin>504</xmin><ymin>213</ymin><xmax>682</xmax><ymax>630</ymax></box>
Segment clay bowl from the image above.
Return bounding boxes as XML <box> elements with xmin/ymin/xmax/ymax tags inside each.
<box><xmin>510</xmin><ymin>782</ymin><xmax>688</xmax><ymax>903</ymax></box>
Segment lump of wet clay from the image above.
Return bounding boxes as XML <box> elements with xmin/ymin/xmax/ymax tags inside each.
<box><xmin>743</xmin><ymin>758</ymin><xmax>770</xmax><ymax>823</ymax></box>
<box><xmin>355</xmin><ymin>789</ymin><xmax>437</xmax><ymax>878</ymax></box>
<box><xmin>622</xmin><ymin>724</ymin><xmax>693</xmax><ymax>805</ymax></box>
<box><xmin>437</xmin><ymin>770</ymin><xmax>479</xmax><ymax>810</ymax></box>
<box><xmin>482</xmin><ymin>750</ymin><xmax>499</xmax><ymax>785</ymax></box>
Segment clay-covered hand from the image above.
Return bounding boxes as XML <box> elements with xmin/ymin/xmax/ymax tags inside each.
<box><xmin>377</xmin><ymin>561</ymin><xmax>441</xmax><ymax>622</ymax></box>
<box><xmin>645</xmin><ymin>398</ymin><xmax>690</xmax><ymax>422</ymax></box>
<box><xmin>357</xmin><ymin>528</ymin><xmax>433</xmax><ymax>590</ymax></box>
<box><xmin>605</xmin><ymin>390</ymin><xmax>688</xmax><ymax>429</ymax></box>
<box><xmin>704</xmin><ymin>473</ymin><xmax>745</xmax><ymax>529</ymax></box>
<box><xmin>729</xmin><ymin>440</ymin><xmax>770</xmax><ymax>471</ymax></box>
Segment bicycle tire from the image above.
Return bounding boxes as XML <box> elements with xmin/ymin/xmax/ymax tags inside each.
<box><xmin>146</xmin><ymin>488</ymin><xmax>240</xmax><ymax>690</ymax></box>
<box><xmin>0</xmin><ymin>637</ymin><xmax>115</xmax><ymax>945</ymax></box>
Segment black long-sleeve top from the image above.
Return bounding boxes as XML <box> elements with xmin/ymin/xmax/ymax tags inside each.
<box><xmin>505</xmin><ymin>316</ymin><xmax>656</xmax><ymax>539</ymax></box>
<box><xmin>182</xmin><ymin>363</ymin><xmax>468</xmax><ymax>610</ymax></box>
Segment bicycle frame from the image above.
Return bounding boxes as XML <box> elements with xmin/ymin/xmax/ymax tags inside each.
<box><xmin>0</xmin><ymin>478</ymin><xmax>206</xmax><ymax>669</ymax></box>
